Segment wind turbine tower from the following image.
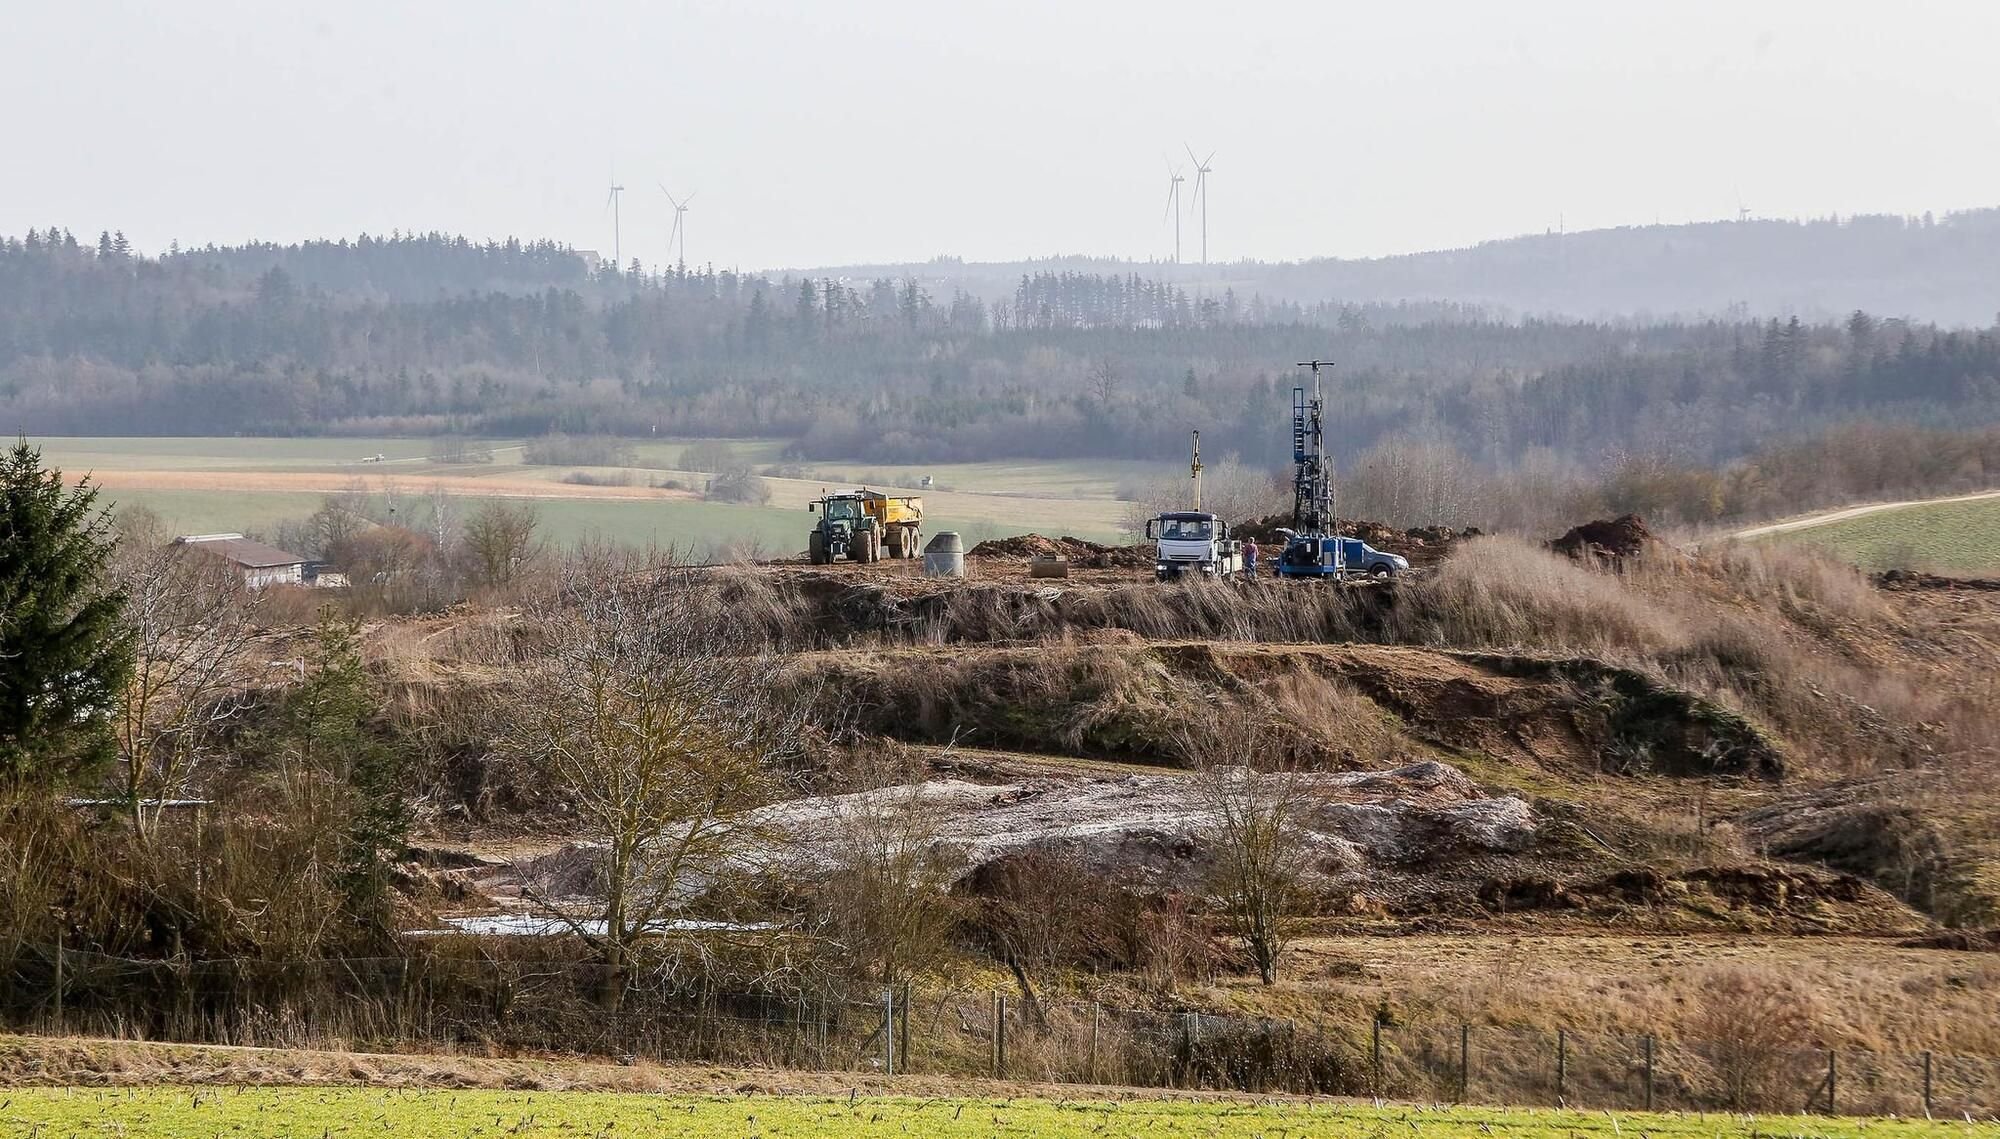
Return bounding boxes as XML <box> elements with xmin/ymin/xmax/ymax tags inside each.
<box><xmin>606</xmin><ymin>177</ymin><xmax>627</xmax><ymax>266</ymax></box>
<box><xmin>658</xmin><ymin>182</ymin><xmax>695</xmax><ymax>267</ymax></box>
<box><xmin>1164</xmin><ymin>164</ymin><xmax>1186</xmax><ymax>263</ymax></box>
<box><xmin>1185</xmin><ymin>145</ymin><xmax>1215</xmax><ymax>264</ymax></box>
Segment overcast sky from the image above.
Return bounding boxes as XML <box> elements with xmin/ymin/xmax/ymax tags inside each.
<box><xmin>5</xmin><ymin>1</ymin><xmax>1996</xmax><ymax>270</ymax></box>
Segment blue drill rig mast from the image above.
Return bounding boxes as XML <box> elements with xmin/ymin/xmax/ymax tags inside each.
<box><xmin>1291</xmin><ymin>360</ymin><xmax>1335</xmax><ymax>536</ymax></box>
<box><xmin>1281</xmin><ymin>359</ymin><xmax>1344</xmax><ymax>575</ymax></box>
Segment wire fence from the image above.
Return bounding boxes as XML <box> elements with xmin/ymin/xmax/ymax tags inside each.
<box><xmin>2</xmin><ymin>943</ymin><xmax>1995</xmax><ymax>1117</ymax></box>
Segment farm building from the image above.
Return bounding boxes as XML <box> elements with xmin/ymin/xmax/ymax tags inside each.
<box><xmin>173</xmin><ymin>533</ymin><xmax>307</xmax><ymax>589</ymax></box>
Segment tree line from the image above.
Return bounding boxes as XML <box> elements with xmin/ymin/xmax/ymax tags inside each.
<box><xmin>3</xmin><ymin>229</ymin><xmax>1998</xmax><ymax>476</ymax></box>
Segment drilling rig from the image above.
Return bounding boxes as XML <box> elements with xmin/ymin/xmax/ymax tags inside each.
<box><xmin>1275</xmin><ymin>360</ymin><xmax>1408</xmax><ymax>580</ymax></box>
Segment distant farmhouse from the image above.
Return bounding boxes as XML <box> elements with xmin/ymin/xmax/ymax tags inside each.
<box><xmin>172</xmin><ymin>533</ymin><xmax>307</xmax><ymax>589</ymax></box>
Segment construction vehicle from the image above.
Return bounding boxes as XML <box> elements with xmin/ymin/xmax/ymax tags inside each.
<box><xmin>1145</xmin><ymin>431</ymin><xmax>1242</xmax><ymax>581</ymax></box>
<box><xmin>1274</xmin><ymin>360</ymin><xmax>1407</xmax><ymax>581</ymax></box>
<box><xmin>806</xmin><ymin>489</ymin><xmax>924</xmax><ymax>564</ymax></box>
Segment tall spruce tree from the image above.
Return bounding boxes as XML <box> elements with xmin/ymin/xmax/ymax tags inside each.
<box><xmin>0</xmin><ymin>440</ymin><xmax>132</xmax><ymax>783</ymax></box>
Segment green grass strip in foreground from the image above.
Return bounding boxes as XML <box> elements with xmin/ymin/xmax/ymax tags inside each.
<box><xmin>1</xmin><ymin>1087</ymin><xmax>1993</xmax><ymax>1138</ymax></box>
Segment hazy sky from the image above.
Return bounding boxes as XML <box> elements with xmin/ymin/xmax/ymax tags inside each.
<box><xmin>5</xmin><ymin>1</ymin><xmax>1996</xmax><ymax>270</ymax></box>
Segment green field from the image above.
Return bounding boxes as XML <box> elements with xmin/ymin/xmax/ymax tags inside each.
<box><xmin>1</xmin><ymin>1087</ymin><xmax>1979</xmax><ymax>1138</ymax></box>
<box><xmin>31</xmin><ymin>436</ymin><xmax>1143</xmax><ymax>550</ymax></box>
<box><xmin>1783</xmin><ymin>496</ymin><xmax>2000</xmax><ymax>574</ymax></box>
<box><xmin>96</xmin><ymin>488</ymin><xmax>1044</xmax><ymax>559</ymax></box>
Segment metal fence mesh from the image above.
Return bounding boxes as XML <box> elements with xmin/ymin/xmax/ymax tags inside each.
<box><xmin>2</xmin><ymin>944</ymin><xmax>1996</xmax><ymax>1116</ymax></box>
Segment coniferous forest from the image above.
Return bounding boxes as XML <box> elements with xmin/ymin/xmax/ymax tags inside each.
<box><xmin>4</xmin><ymin>222</ymin><xmax>1998</xmax><ymax>476</ymax></box>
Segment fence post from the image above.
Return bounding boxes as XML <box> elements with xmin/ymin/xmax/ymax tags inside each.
<box><xmin>1557</xmin><ymin>1028</ymin><xmax>1567</xmax><ymax>1105</ymax></box>
<box><xmin>1644</xmin><ymin>1034</ymin><xmax>1655</xmax><ymax>1111</ymax></box>
<box><xmin>992</xmin><ymin>991</ymin><xmax>1006</xmax><ymax>1079</ymax></box>
<box><xmin>1459</xmin><ymin>1023</ymin><xmax>1470</xmax><ymax>1103</ymax></box>
<box><xmin>1089</xmin><ymin>1002</ymin><xmax>1100</xmax><ymax>1085</ymax></box>
<box><xmin>882</xmin><ymin>988</ymin><xmax>895</xmax><ymax>1077</ymax></box>
<box><xmin>53</xmin><ymin>931</ymin><xmax>63</xmax><ymax>1031</ymax></box>
<box><xmin>900</xmin><ymin>981</ymin><xmax>911</xmax><ymax>1073</ymax></box>
<box><xmin>1826</xmin><ymin>1050</ymin><xmax>1837</xmax><ymax>1115</ymax></box>
<box><xmin>1371</xmin><ymin>1018</ymin><xmax>1382</xmax><ymax>1097</ymax></box>
<box><xmin>1922</xmin><ymin>1050</ymin><xmax>1933</xmax><ymax>1118</ymax></box>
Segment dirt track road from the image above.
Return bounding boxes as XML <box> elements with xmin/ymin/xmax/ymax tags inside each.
<box><xmin>1729</xmin><ymin>488</ymin><xmax>2000</xmax><ymax>540</ymax></box>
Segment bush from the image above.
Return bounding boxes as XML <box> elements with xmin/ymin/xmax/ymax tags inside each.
<box><xmin>521</xmin><ymin>434</ymin><xmax>635</xmax><ymax>467</ymax></box>
<box><xmin>707</xmin><ymin>468</ymin><xmax>772</xmax><ymax>505</ymax></box>
<box><xmin>560</xmin><ymin>469</ymin><xmax>634</xmax><ymax>487</ymax></box>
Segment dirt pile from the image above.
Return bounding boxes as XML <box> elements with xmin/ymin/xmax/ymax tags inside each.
<box><xmin>1231</xmin><ymin>517</ymin><xmax>1479</xmax><ymax>568</ymax></box>
<box><xmin>967</xmin><ymin>534</ymin><xmax>1151</xmax><ymax>568</ymax></box>
<box><xmin>1549</xmin><ymin>514</ymin><xmax>1655</xmax><ymax>559</ymax></box>
<box><xmin>1874</xmin><ymin>568</ymin><xmax>2000</xmax><ymax>592</ymax></box>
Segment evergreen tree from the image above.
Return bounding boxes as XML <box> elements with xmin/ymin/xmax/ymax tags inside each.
<box><xmin>0</xmin><ymin>441</ymin><xmax>133</xmax><ymax>783</ymax></box>
<box><xmin>269</xmin><ymin>612</ymin><xmax>408</xmax><ymax>930</ymax></box>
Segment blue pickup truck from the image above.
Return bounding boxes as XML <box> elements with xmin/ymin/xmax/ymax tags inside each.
<box><xmin>1273</xmin><ymin>531</ymin><xmax>1409</xmax><ymax>580</ymax></box>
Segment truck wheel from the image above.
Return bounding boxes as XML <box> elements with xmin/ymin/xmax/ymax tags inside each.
<box><xmin>1370</xmin><ymin>564</ymin><xmax>1393</xmax><ymax>580</ymax></box>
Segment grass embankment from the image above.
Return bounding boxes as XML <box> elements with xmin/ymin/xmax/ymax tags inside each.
<box><xmin>4</xmin><ymin>1086</ymin><xmax>1986</xmax><ymax>1138</ymax></box>
<box><xmin>1779</xmin><ymin>496</ymin><xmax>2000</xmax><ymax>574</ymax></box>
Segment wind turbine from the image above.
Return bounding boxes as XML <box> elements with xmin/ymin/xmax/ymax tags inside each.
<box><xmin>605</xmin><ymin>175</ymin><xmax>626</xmax><ymax>266</ymax></box>
<box><xmin>1163</xmin><ymin>163</ymin><xmax>1186</xmax><ymax>263</ymax></box>
<box><xmin>1185</xmin><ymin>145</ymin><xmax>1215</xmax><ymax>264</ymax></box>
<box><xmin>658</xmin><ymin>182</ymin><xmax>694</xmax><ymax>267</ymax></box>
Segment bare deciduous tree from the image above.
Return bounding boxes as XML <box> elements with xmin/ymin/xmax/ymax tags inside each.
<box><xmin>114</xmin><ymin>540</ymin><xmax>262</xmax><ymax>844</ymax></box>
<box><xmin>1180</xmin><ymin>721</ymin><xmax>1317</xmax><ymax>985</ymax></box>
<box><xmin>501</xmin><ymin>552</ymin><xmax>811</xmax><ymax>988</ymax></box>
<box><xmin>461</xmin><ymin>499</ymin><xmax>539</xmax><ymax>587</ymax></box>
<box><xmin>809</xmin><ymin>781</ymin><xmax>967</xmax><ymax>986</ymax></box>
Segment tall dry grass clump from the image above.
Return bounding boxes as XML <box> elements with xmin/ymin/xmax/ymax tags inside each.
<box><xmin>1395</xmin><ymin>536</ymin><xmax>1684</xmax><ymax>656</ymax></box>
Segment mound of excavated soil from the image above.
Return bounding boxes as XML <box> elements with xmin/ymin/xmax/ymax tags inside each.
<box><xmin>1549</xmin><ymin>514</ymin><xmax>1654</xmax><ymax>560</ymax></box>
<box><xmin>1874</xmin><ymin>569</ymin><xmax>2000</xmax><ymax>592</ymax></box>
<box><xmin>967</xmin><ymin>534</ymin><xmax>1152</xmax><ymax>568</ymax></box>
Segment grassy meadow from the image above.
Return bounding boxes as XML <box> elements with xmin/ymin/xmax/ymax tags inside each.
<box><xmin>1782</xmin><ymin>496</ymin><xmax>2000</xmax><ymax>574</ymax></box>
<box><xmin>4</xmin><ymin>1086</ymin><xmax>1983</xmax><ymax>1139</ymax></box>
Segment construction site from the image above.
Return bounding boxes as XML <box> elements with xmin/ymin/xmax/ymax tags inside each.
<box><xmin>2</xmin><ymin>360</ymin><xmax>1998</xmax><ymax>1123</ymax></box>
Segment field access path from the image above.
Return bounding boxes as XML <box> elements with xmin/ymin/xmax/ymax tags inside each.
<box><xmin>1729</xmin><ymin>488</ymin><xmax>2000</xmax><ymax>540</ymax></box>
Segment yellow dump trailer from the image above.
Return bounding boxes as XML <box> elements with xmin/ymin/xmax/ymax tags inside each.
<box><xmin>807</xmin><ymin>489</ymin><xmax>925</xmax><ymax>563</ymax></box>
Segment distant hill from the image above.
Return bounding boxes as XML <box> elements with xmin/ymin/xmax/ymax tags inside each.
<box><xmin>781</xmin><ymin>209</ymin><xmax>2000</xmax><ymax>327</ymax></box>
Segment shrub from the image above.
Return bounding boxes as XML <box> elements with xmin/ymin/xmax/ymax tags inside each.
<box><xmin>521</xmin><ymin>433</ymin><xmax>635</xmax><ymax>467</ymax></box>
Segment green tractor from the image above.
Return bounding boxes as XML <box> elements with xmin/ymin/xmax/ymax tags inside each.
<box><xmin>806</xmin><ymin>489</ymin><xmax>924</xmax><ymax>564</ymax></box>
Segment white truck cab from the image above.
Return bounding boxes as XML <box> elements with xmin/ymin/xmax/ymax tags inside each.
<box><xmin>1145</xmin><ymin>511</ymin><xmax>1243</xmax><ymax>581</ymax></box>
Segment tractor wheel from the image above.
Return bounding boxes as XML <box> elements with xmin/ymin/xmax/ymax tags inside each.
<box><xmin>808</xmin><ymin>531</ymin><xmax>828</xmax><ymax>565</ymax></box>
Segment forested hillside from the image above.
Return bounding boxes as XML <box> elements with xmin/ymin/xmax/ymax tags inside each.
<box><xmin>807</xmin><ymin>208</ymin><xmax>2000</xmax><ymax>327</ymax></box>
<box><xmin>3</xmin><ymin>226</ymin><xmax>1998</xmax><ymax>471</ymax></box>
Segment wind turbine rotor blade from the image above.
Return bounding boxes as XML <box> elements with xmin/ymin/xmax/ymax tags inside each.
<box><xmin>1186</xmin><ymin>142</ymin><xmax>1202</xmax><ymax>167</ymax></box>
<box><xmin>681</xmin><ymin>192</ymin><xmax>695</xmax><ymax>207</ymax></box>
<box><xmin>1203</xmin><ymin>150</ymin><xmax>1216</xmax><ymax>168</ymax></box>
